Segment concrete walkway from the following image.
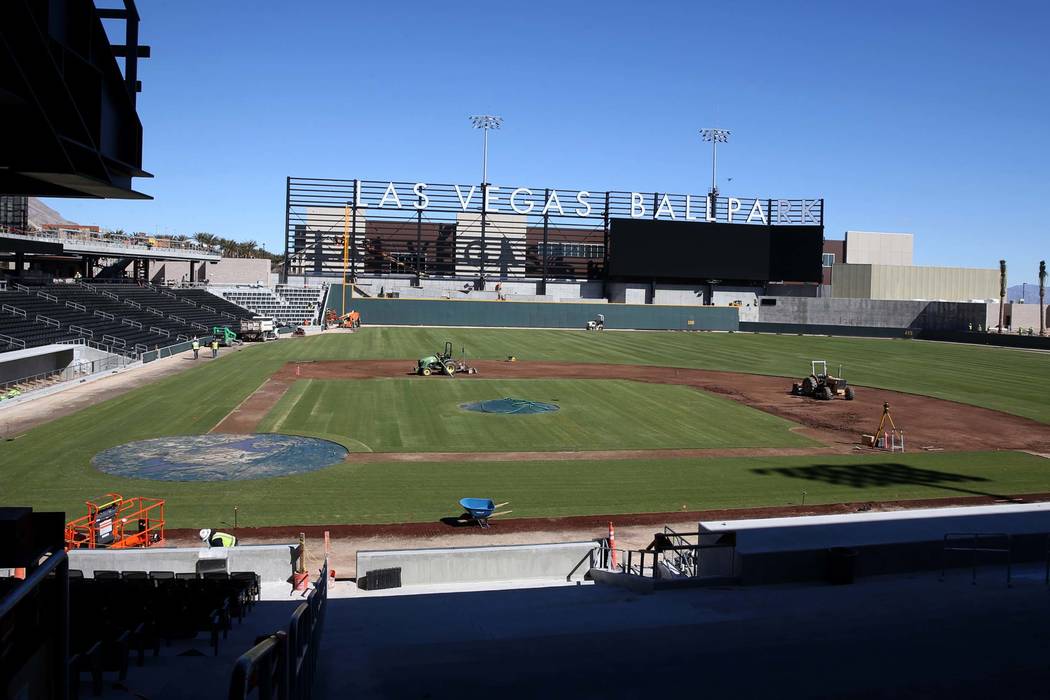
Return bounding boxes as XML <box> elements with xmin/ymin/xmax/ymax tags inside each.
<box><xmin>315</xmin><ymin>565</ymin><xmax>1050</xmax><ymax>699</ymax></box>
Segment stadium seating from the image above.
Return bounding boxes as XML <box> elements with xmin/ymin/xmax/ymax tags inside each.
<box><xmin>0</xmin><ymin>281</ymin><xmax>254</xmax><ymax>355</ymax></box>
<box><xmin>208</xmin><ymin>284</ymin><xmax>326</xmax><ymax>326</ymax></box>
<box><xmin>66</xmin><ymin>569</ymin><xmax>261</xmax><ymax>697</ymax></box>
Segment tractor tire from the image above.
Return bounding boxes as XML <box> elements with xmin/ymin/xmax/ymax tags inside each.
<box><xmin>444</xmin><ymin>361</ymin><xmax>456</xmax><ymax>375</ymax></box>
<box><xmin>791</xmin><ymin>383</ymin><xmax>801</xmax><ymax>396</ymax></box>
<box><xmin>421</xmin><ymin>367</ymin><xmax>431</xmax><ymax>376</ymax></box>
<box><xmin>802</xmin><ymin>376</ymin><xmax>817</xmax><ymax>395</ymax></box>
<box><xmin>819</xmin><ymin>386</ymin><xmax>833</xmax><ymax>401</ymax></box>
<box><xmin>845</xmin><ymin>387</ymin><xmax>855</xmax><ymax>401</ymax></box>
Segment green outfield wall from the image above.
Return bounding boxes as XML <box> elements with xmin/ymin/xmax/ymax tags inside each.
<box><xmin>326</xmin><ymin>289</ymin><xmax>738</xmax><ymax>331</ymax></box>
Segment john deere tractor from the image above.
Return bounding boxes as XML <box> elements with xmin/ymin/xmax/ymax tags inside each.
<box><xmin>417</xmin><ymin>341</ymin><xmax>456</xmax><ymax>377</ymax></box>
<box><xmin>791</xmin><ymin>360</ymin><xmax>855</xmax><ymax>401</ymax></box>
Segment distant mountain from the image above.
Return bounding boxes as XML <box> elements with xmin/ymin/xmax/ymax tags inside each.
<box><xmin>1008</xmin><ymin>283</ymin><xmax>1044</xmax><ymax>304</ymax></box>
<box><xmin>27</xmin><ymin>197</ymin><xmax>76</xmax><ymax>228</ymax></box>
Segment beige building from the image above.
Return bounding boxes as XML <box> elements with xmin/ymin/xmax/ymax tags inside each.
<box><xmin>844</xmin><ymin>231</ymin><xmax>914</xmax><ymax>265</ymax></box>
<box><xmin>831</xmin><ymin>263</ymin><xmax>999</xmax><ymax>302</ymax></box>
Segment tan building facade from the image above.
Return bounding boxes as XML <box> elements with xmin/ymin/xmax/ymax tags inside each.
<box><xmin>831</xmin><ymin>263</ymin><xmax>999</xmax><ymax>302</ymax></box>
<box><xmin>844</xmin><ymin>231</ymin><xmax>914</xmax><ymax>266</ymax></box>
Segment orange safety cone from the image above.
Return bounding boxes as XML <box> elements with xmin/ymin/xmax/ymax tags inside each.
<box><xmin>608</xmin><ymin>522</ymin><xmax>618</xmax><ymax>570</ymax></box>
<box><xmin>13</xmin><ymin>568</ymin><xmax>25</xmax><ymax>580</ymax></box>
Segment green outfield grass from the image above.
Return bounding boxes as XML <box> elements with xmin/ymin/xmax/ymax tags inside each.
<box><xmin>258</xmin><ymin>378</ymin><xmax>815</xmax><ymax>452</ymax></box>
<box><xmin>0</xmin><ymin>328</ymin><xmax>1048</xmax><ymax>527</ymax></box>
<box><xmin>3</xmin><ymin>449</ymin><xmax>1046</xmax><ymax>528</ymax></box>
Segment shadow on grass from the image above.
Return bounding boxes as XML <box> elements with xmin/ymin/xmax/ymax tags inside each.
<box><xmin>750</xmin><ymin>462</ymin><xmax>1014</xmax><ymax>500</ymax></box>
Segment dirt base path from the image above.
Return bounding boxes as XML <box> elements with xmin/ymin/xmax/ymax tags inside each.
<box><xmin>213</xmin><ymin>359</ymin><xmax>1050</xmax><ymax>454</ymax></box>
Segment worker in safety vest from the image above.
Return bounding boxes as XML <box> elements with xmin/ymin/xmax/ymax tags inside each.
<box><xmin>211</xmin><ymin>338</ymin><xmax>219</xmax><ymax>358</ymax></box>
<box><xmin>199</xmin><ymin>528</ymin><xmax>237</xmax><ymax>547</ymax></box>
<box><xmin>191</xmin><ymin>337</ymin><xmax>200</xmax><ymax>359</ymax></box>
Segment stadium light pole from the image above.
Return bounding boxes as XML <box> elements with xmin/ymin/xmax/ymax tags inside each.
<box><xmin>700</xmin><ymin>128</ymin><xmax>731</xmax><ymax>197</ymax></box>
<box><xmin>470</xmin><ymin>115</ymin><xmax>503</xmax><ymax>185</ymax></box>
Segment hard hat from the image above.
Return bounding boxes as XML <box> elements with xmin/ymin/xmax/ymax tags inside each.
<box><xmin>199</xmin><ymin>528</ymin><xmax>212</xmax><ymax>541</ymax></box>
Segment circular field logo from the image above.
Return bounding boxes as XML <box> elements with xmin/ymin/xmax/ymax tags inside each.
<box><xmin>92</xmin><ymin>433</ymin><xmax>348</xmax><ymax>482</ymax></box>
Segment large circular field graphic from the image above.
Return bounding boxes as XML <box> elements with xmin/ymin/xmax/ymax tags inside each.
<box><xmin>92</xmin><ymin>433</ymin><xmax>348</xmax><ymax>481</ymax></box>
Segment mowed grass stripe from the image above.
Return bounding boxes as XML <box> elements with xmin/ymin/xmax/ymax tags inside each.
<box><xmin>257</xmin><ymin>378</ymin><xmax>815</xmax><ymax>452</ymax></box>
<box><xmin>235</xmin><ymin>328</ymin><xmax>1050</xmax><ymax>423</ymax></box>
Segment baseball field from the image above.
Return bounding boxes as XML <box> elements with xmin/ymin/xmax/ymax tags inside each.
<box><xmin>2</xmin><ymin>327</ymin><xmax>1049</xmax><ymax>529</ymax></box>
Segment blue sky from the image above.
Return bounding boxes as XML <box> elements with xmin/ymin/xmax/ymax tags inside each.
<box><xmin>51</xmin><ymin>0</ymin><xmax>1049</xmax><ymax>270</ymax></box>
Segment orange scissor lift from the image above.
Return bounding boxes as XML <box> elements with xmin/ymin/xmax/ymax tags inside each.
<box><xmin>65</xmin><ymin>493</ymin><xmax>166</xmax><ymax>550</ymax></box>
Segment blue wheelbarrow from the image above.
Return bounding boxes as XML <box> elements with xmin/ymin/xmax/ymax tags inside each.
<box><xmin>458</xmin><ymin>498</ymin><xmax>512</xmax><ymax>528</ymax></box>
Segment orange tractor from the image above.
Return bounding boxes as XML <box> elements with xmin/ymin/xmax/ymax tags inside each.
<box><xmin>65</xmin><ymin>493</ymin><xmax>166</xmax><ymax>550</ymax></box>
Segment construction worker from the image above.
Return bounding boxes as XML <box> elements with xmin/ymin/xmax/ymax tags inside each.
<box><xmin>210</xmin><ymin>337</ymin><xmax>219</xmax><ymax>358</ymax></box>
<box><xmin>191</xmin><ymin>337</ymin><xmax>200</xmax><ymax>359</ymax></box>
<box><xmin>199</xmin><ymin>528</ymin><xmax>237</xmax><ymax>547</ymax></box>
<box><xmin>596</xmin><ymin>313</ymin><xmax>605</xmax><ymax>330</ymax></box>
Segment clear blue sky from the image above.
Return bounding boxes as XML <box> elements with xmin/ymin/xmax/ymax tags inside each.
<box><xmin>50</xmin><ymin>0</ymin><xmax>1049</xmax><ymax>271</ymax></box>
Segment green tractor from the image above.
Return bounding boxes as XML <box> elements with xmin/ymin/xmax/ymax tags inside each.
<box><xmin>212</xmin><ymin>326</ymin><xmax>238</xmax><ymax>346</ymax></box>
<box><xmin>791</xmin><ymin>360</ymin><xmax>855</xmax><ymax>401</ymax></box>
<box><xmin>417</xmin><ymin>341</ymin><xmax>456</xmax><ymax>377</ymax></box>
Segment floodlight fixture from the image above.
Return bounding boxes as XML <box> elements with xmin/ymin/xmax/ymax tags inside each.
<box><xmin>469</xmin><ymin>115</ymin><xmax>503</xmax><ymax>185</ymax></box>
<box><xmin>700</xmin><ymin>128</ymin><xmax>731</xmax><ymax>195</ymax></box>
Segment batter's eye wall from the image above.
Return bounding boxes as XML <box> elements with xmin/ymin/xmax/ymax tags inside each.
<box><xmin>608</xmin><ymin>219</ymin><xmax>824</xmax><ymax>283</ymax></box>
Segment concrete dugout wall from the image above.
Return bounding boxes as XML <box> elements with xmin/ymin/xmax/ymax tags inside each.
<box><xmin>329</xmin><ymin>289</ymin><xmax>738</xmax><ymax>331</ymax></box>
<box><xmin>69</xmin><ymin>544</ymin><xmax>300</xmax><ymax>583</ymax></box>
<box><xmin>357</xmin><ymin>541</ymin><xmax>600</xmax><ymax>587</ymax></box>
<box><xmin>0</xmin><ymin>345</ymin><xmax>74</xmax><ymax>383</ymax></box>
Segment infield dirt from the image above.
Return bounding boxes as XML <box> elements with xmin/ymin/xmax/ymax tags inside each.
<box><xmin>212</xmin><ymin>359</ymin><xmax>1050</xmax><ymax>455</ymax></box>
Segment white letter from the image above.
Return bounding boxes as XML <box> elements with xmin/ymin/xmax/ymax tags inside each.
<box><xmin>746</xmin><ymin>199</ymin><xmax>767</xmax><ymax>224</ymax></box>
<box><xmin>354</xmin><ymin>180</ymin><xmax>368</xmax><ymax>208</ymax></box>
<box><xmin>685</xmin><ymin>195</ymin><xmax>697</xmax><ymax>220</ymax></box>
<box><xmin>412</xmin><ymin>182</ymin><xmax>429</xmax><ymax>210</ymax></box>
<box><xmin>378</xmin><ymin>182</ymin><xmax>402</xmax><ymax>208</ymax></box>
<box><xmin>776</xmin><ymin>200</ymin><xmax>792</xmax><ymax>224</ymax></box>
<box><xmin>484</xmin><ymin>186</ymin><xmax>500</xmax><ymax>212</ymax></box>
<box><xmin>454</xmin><ymin>184</ymin><xmax>477</xmax><ymax>210</ymax></box>
<box><xmin>575</xmin><ymin>191</ymin><xmax>592</xmax><ymax>217</ymax></box>
<box><xmin>727</xmin><ymin>198</ymin><xmax>741</xmax><ymax>223</ymax></box>
<box><xmin>705</xmin><ymin>195</ymin><xmax>716</xmax><ymax>222</ymax></box>
<box><xmin>802</xmin><ymin>199</ymin><xmax>819</xmax><ymax>223</ymax></box>
<box><xmin>630</xmin><ymin>192</ymin><xmax>645</xmax><ymax>218</ymax></box>
<box><xmin>509</xmin><ymin>187</ymin><xmax>534</xmax><ymax>215</ymax></box>
<box><xmin>542</xmin><ymin>190</ymin><xmax>564</xmax><ymax>216</ymax></box>
<box><xmin>655</xmin><ymin>194</ymin><xmax>676</xmax><ymax>220</ymax></box>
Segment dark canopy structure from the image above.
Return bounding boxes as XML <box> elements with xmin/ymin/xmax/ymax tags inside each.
<box><xmin>0</xmin><ymin>0</ymin><xmax>151</xmax><ymax>199</ymax></box>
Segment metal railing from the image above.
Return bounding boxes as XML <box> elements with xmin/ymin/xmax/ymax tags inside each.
<box><xmin>124</xmin><ymin>299</ymin><xmax>142</xmax><ymax>309</ymax></box>
<box><xmin>228</xmin><ymin>558</ymin><xmax>329</xmax><ymax>700</ymax></box>
<box><xmin>93</xmin><ymin>309</ymin><xmax>114</xmax><ymax>320</ymax></box>
<box><xmin>149</xmin><ymin>326</ymin><xmax>170</xmax><ymax>337</ymax></box>
<box><xmin>941</xmin><ymin>532</ymin><xmax>1012</xmax><ymax>586</ymax></box>
<box><xmin>595</xmin><ymin>531</ymin><xmax>737</xmax><ymax>580</ymax></box>
<box><xmin>2</xmin><ymin>304</ymin><xmax>26</xmax><ymax>317</ymax></box>
<box><xmin>35</xmin><ymin>314</ymin><xmax>59</xmax><ymax>328</ymax></box>
<box><xmin>0</xmin><ymin>548</ymin><xmax>69</xmax><ymax>700</ymax></box>
<box><xmin>36</xmin><ymin>290</ymin><xmax>58</xmax><ymax>302</ymax></box>
<box><xmin>0</xmin><ymin>332</ymin><xmax>26</xmax><ymax>349</ymax></box>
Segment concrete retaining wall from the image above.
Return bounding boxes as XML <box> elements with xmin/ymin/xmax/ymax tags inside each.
<box><xmin>69</xmin><ymin>544</ymin><xmax>300</xmax><ymax>583</ymax></box>
<box><xmin>0</xmin><ymin>345</ymin><xmax>74</xmax><ymax>383</ymax></box>
<box><xmin>333</xmin><ymin>293</ymin><xmax>738</xmax><ymax>331</ymax></box>
<box><xmin>757</xmin><ymin>297</ymin><xmax>987</xmax><ymax>331</ymax></box>
<box><xmin>356</xmin><ymin>541</ymin><xmax>600</xmax><ymax>587</ymax></box>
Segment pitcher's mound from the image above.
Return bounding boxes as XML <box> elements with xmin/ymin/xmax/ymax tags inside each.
<box><xmin>92</xmin><ymin>433</ymin><xmax>348</xmax><ymax>481</ymax></box>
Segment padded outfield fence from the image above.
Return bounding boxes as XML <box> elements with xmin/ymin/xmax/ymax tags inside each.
<box><xmin>325</xmin><ymin>291</ymin><xmax>738</xmax><ymax>331</ymax></box>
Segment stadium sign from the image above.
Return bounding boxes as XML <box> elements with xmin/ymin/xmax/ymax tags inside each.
<box><xmin>338</xmin><ymin>180</ymin><xmax>823</xmax><ymax>226</ymax></box>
